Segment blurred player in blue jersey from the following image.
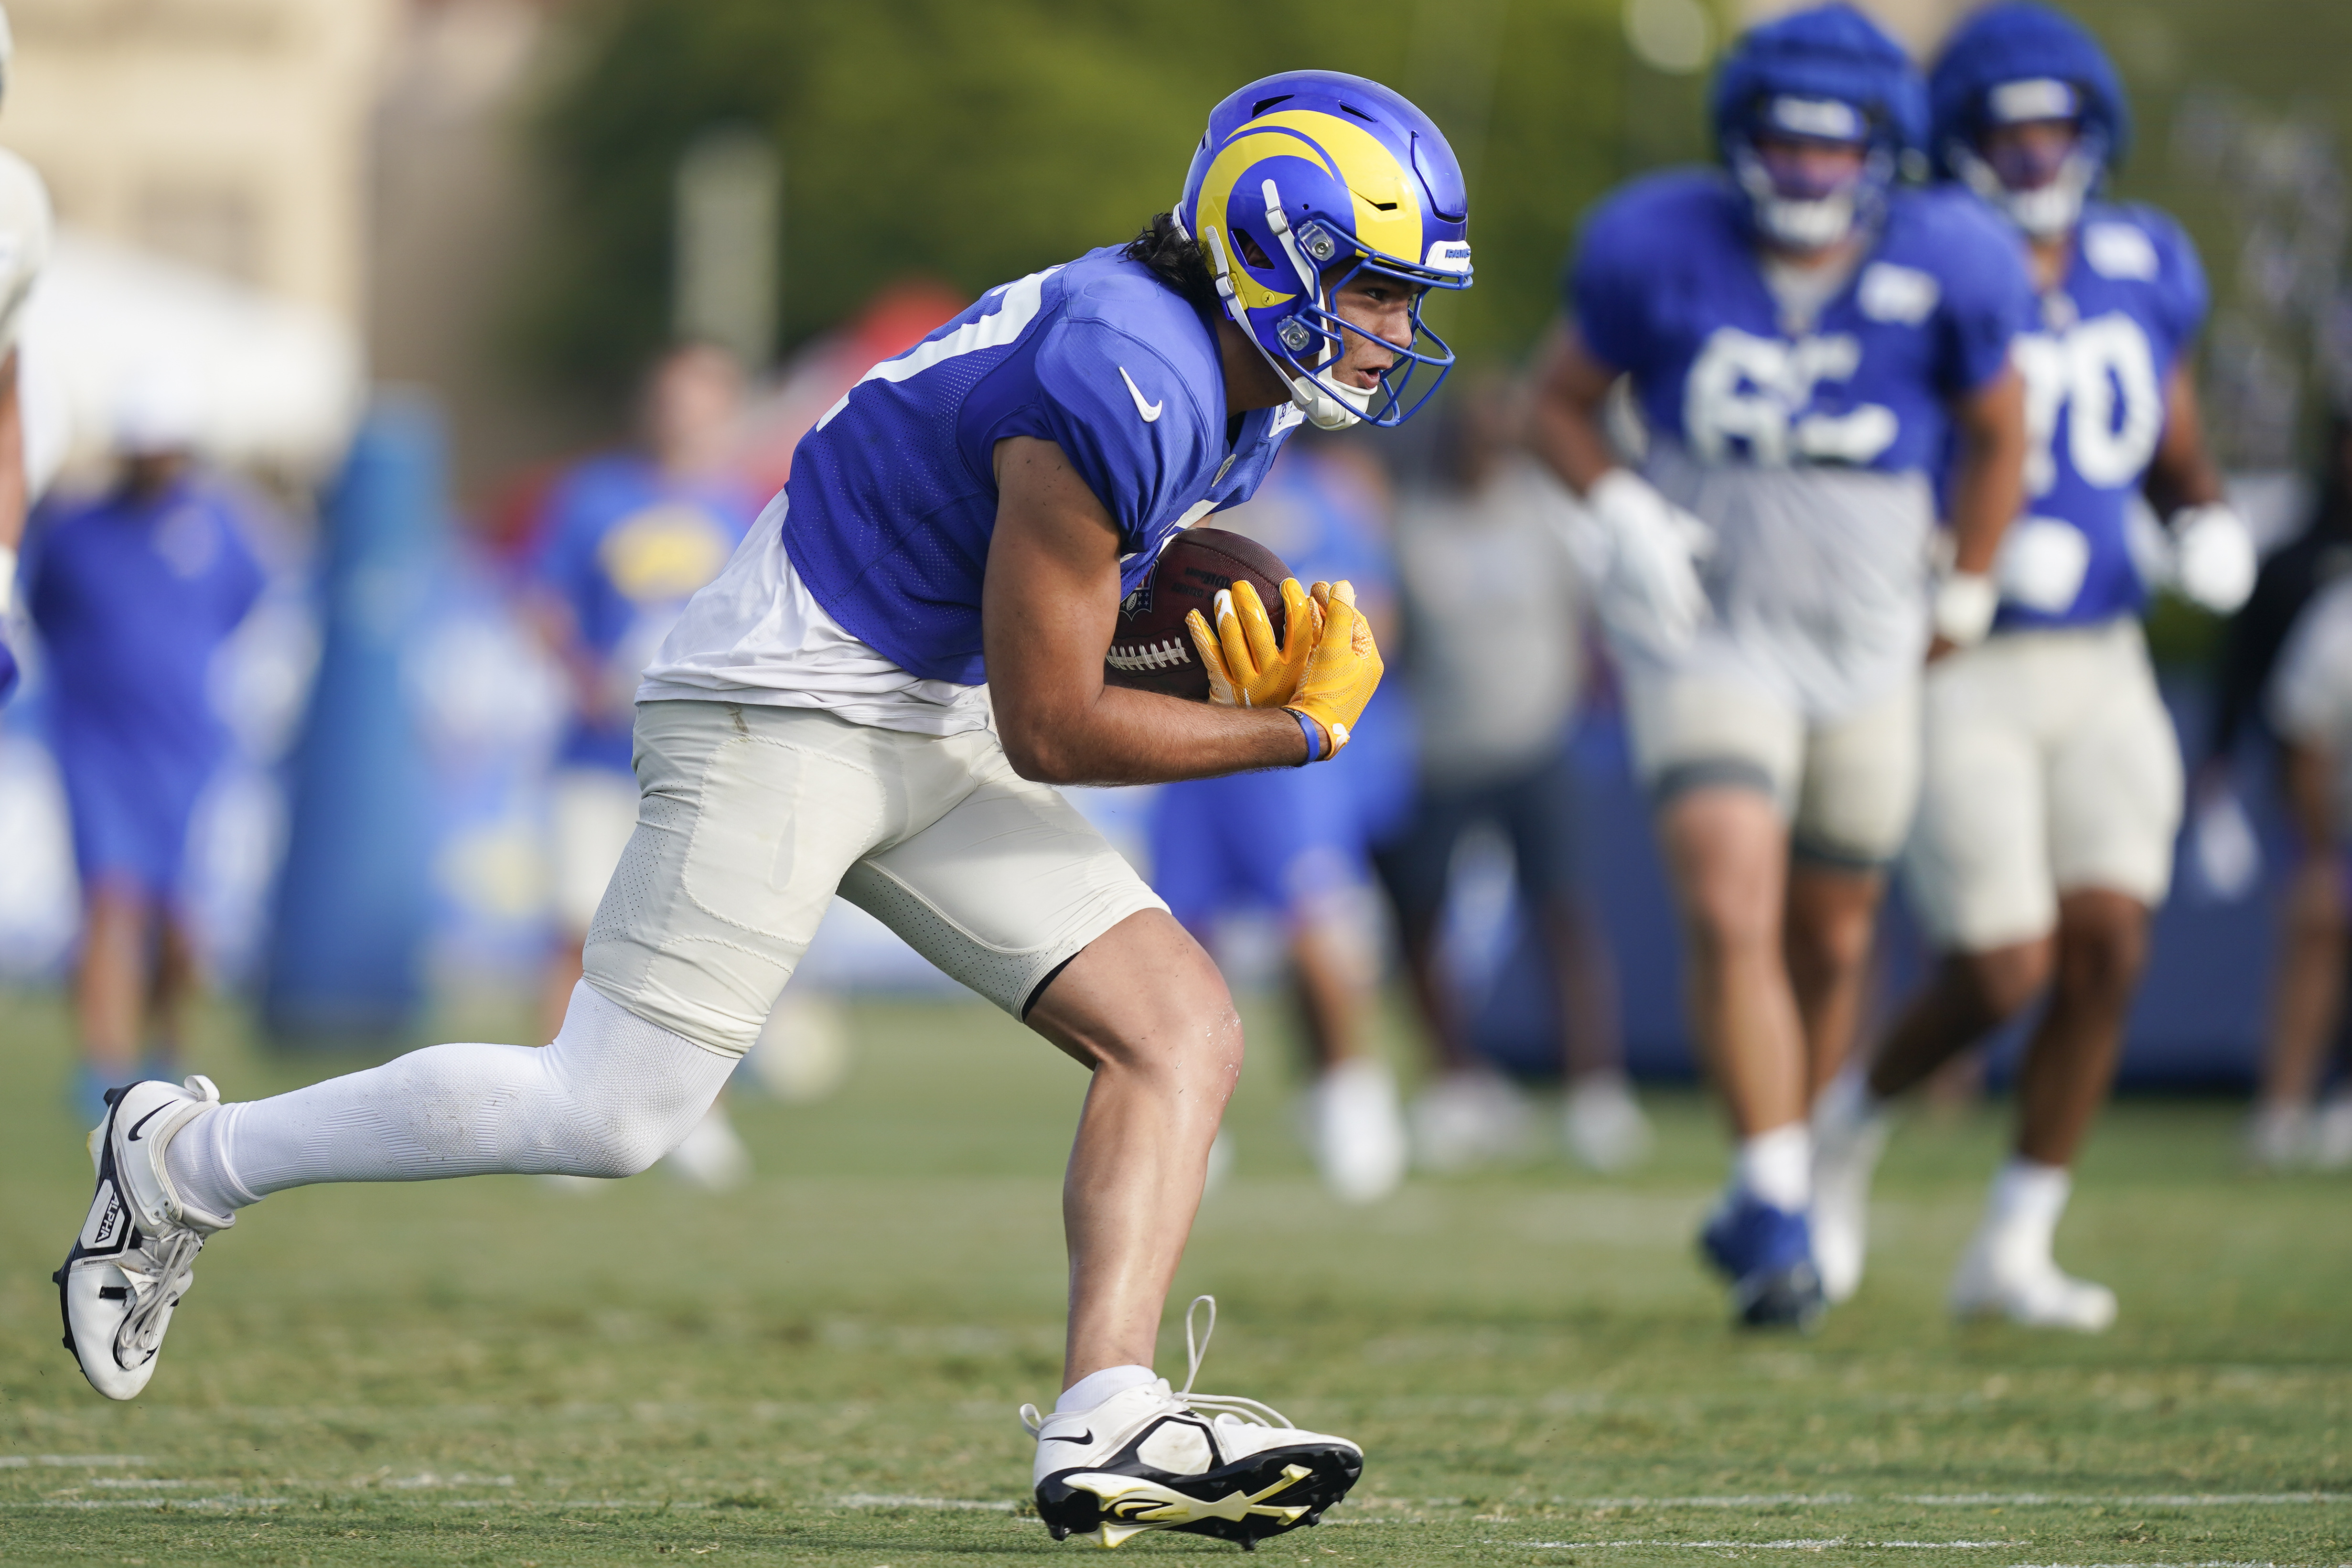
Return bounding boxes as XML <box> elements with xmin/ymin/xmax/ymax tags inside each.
<box><xmin>55</xmin><ymin>71</ymin><xmax>1462</xmax><ymax>1548</ymax></box>
<box><xmin>1811</xmin><ymin>3</ymin><xmax>2255</xmax><ymax>1331</ymax></box>
<box><xmin>526</xmin><ymin>343</ymin><xmax>761</xmax><ymax>1188</ymax></box>
<box><xmin>26</xmin><ymin>376</ymin><xmax>265</xmax><ymax>1122</ymax></box>
<box><xmin>1532</xmin><ymin>3</ymin><xmax>2032</xmax><ymax>1329</ymax></box>
<box><xmin>1149</xmin><ymin>435</ymin><xmax>1413</xmax><ymax>1204</ymax></box>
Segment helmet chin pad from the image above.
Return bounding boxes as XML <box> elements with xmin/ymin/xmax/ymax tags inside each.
<box><xmin>1732</xmin><ymin>144</ymin><xmax>1869</xmax><ymax>249</ymax></box>
<box><xmin>1952</xmin><ymin>137</ymin><xmax>2100</xmax><ymax>238</ymax></box>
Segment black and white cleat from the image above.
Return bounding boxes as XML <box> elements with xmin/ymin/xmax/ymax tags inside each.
<box><xmin>54</xmin><ymin>1076</ymin><xmax>234</xmax><ymax>1400</ymax></box>
<box><xmin>1021</xmin><ymin>1297</ymin><xmax>1362</xmax><ymax>1549</ymax></box>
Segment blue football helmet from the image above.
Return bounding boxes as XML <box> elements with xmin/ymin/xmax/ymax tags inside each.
<box><xmin>1931</xmin><ymin>2</ymin><xmax>2129</xmax><ymax>238</ymax></box>
<box><xmin>1710</xmin><ymin>3</ymin><xmax>1927</xmax><ymax>250</ymax></box>
<box><xmin>1175</xmin><ymin>70</ymin><xmax>1471</xmax><ymax>430</ymax></box>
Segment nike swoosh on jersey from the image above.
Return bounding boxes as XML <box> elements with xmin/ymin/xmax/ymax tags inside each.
<box><xmin>1118</xmin><ymin>366</ymin><xmax>1163</xmax><ymax>423</ymax></box>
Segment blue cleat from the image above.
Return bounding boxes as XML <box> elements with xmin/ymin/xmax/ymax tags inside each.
<box><xmin>1700</xmin><ymin>1191</ymin><xmax>1825</xmax><ymax>1332</ymax></box>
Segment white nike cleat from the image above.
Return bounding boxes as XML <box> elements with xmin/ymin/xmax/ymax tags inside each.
<box><xmin>1810</xmin><ymin>1086</ymin><xmax>1890</xmax><ymax>1304</ymax></box>
<box><xmin>1563</xmin><ymin>1071</ymin><xmax>1652</xmax><ymax>1174</ymax></box>
<box><xmin>1948</xmin><ymin>1236</ymin><xmax>2117</xmax><ymax>1332</ymax></box>
<box><xmin>1021</xmin><ymin>1298</ymin><xmax>1361</xmax><ymax>1549</ymax></box>
<box><xmin>1409</xmin><ymin>1068</ymin><xmax>1535</xmax><ymax>1173</ymax></box>
<box><xmin>55</xmin><ymin>1076</ymin><xmax>234</xmax><ymax>1400</ymax></box>
<box><xmin>1304</xmin><ymin>1059</ymin><xmax>1407</xmax><ymax>1204</ymax></box>
<box><xmin>2243</xmin><ymin>1103</ymin><xmax>2310</xmax><ymax>1172</ymax></box>
<box><xmin>2314</xmin><ymin>1093</ymin><xmax>2352</xmax><ymax>1172</ymax></box>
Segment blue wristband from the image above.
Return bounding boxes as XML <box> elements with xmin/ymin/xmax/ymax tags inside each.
<box><xmin>1289</xmin><ymin>708</ymin><xmax>1323</xmax><ymax>765</ymax></box>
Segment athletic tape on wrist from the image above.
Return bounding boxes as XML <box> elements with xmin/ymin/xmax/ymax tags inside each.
<box><xmin>1932</xmin><ymin>571</ymin><xmax>1998</xmax><ymax>647</ymax></box>
<box><xmin>1288</xmin><ymin>708</ymin><xmax>1323</xmax><ymax>765</ymax></box>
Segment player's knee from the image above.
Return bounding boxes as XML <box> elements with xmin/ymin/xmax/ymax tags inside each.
<box><xmin>1678</xmin><ymin>875</ymin><xmax>1780</xmax><ymax>962</ymax></box>
<box><xmin>2058</xmin><ymin>912</ymin><xmax>2147</xmax><ymax>1007</ymax></box>
<box><xmin>1959</xmin><ymin>939</ymin><xmax>2051</xmax><ymax>1021</ymax></box>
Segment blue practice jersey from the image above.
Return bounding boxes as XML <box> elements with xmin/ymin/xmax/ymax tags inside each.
<box><xmin>1570</xmin><ymin>170</ymin><xmax>2032</xmax><ymax>476</ymax></box>
<box><xmin>531</xmin><ymin>453</ymin><xmax>758</xmax><ymax>769</ymax></box>
<box><xmin>1996</xmin><ymin>202</ymin><xmax>2207</xmax><ymax>631</ymax></box>
<box><xmin>782</xmin><ymin>247</ymin><xmax>1302</xmax><ymax>686</ymax></box>
<box><xmin>26</xmin><ymin>472</ymin><xmax>265</xmax><ymax>776</ymax></box>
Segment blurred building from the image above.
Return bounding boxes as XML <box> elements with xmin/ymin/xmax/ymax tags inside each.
<box><xmin>7</xmin><ymin>0</ymin><xmax>396</xmax><ymax>322</ymax></box>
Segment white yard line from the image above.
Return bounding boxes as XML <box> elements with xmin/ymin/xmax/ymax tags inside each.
<box><xmin>0</xmin><ymin>1456</ymin><xmax>150</xmax><ymax>1468</ymax></box>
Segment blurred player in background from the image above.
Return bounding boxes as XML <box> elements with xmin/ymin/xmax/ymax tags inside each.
<box><xmin>0</xmin><ymin>4</ymin><xmax>53</xmax><ymax>706</ymax></box>
<box><xmin>1149</xmin><ymin>435</ymin><xmax>1413</xmax><ymax>1204</ymax></box>
<box><xmin>1813</xmin><ymin>3</ymin><xmax>2255</xmax><ymax>1332</ymax></box>
<box><xmin>57</xmin><ymin>71</ymin><xmax>1455</xmax><ymax>1549</ymax></box>
<box><xmin>2210</xmin><ymin>412</ymin><xmax>2352</xmax><ymax>1169</ymax></box>
<box><xmin>26</xmin><ymin>374</ymin><xmax>265</xmax><ymax>1122</ymax></box>
<box><xmin>2246</xmin><ymin>568</ymin><xmax>2352</xmax><ymax>1168</ymax></box>
<box><xmin>525</xmin><ymin>342</ymin><xmax>762</xmax><ymax>1189</ymax></box>
<box><xmin>1384</xmin><ymin>375</ymin><xmax>1649</xmax><ymax>1174</ymax></box>
<box><xmin>1533</xmin><ymin>2</ymin><xmax>2031</xmax><ymax>1328</ymax></box>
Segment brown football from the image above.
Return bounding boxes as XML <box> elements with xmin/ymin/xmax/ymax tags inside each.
<box><xmin>1104</xmin><ymin>526</ymin><xmax>1293</xmax><ymax>701</ymax></box>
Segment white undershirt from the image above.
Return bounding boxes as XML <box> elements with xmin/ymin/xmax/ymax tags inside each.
<box><xmin>636</xmin><ymin>494</ymin><xmax>995</xmax><ymax>737</ymax></box>
<box><xmin>1761</xmin><ymin>249</ymin><xmax>1859</xmax><ymax>333</ymax></box>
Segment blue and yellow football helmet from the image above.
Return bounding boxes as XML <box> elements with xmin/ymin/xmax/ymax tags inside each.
<box><xmin>1175</xmin><ymin>71</ymin><xmax>1471</xmax><ymax>430</ymax></box>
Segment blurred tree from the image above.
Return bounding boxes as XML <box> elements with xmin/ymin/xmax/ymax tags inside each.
<box><xmin>513</xmin><ymin>0</ymin><xmax>1626</xmax><ymax>404</ymax></box>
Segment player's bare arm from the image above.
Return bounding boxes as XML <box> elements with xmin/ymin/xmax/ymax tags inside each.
<box><xmin>2143</xmin><ymin>362</ymin><xmax>2223</xmax><ymax>513</ymax></box>
<box><xmin>0</xmin><ymin>349</ymin><xmax>26</xmax><ymax>555</ymax></box>
<box><xmin>985</xmin><ymin>434</ymin><xmax>1312</xmax><ymax>784</ymax></box>
<box><xmin>1528</xmin><ymin>323</ymin><xmax>1621</xmax><ymax>496</ymax></box>
<box><xmin>1928</xmin><ymin>364</ymin><xmax>2028</xmax><ymax>658</ymax></box>
<box><xmin>1944</xmin><ymin>364</ymin><xmax>2028</xmax><ymax>577</ymax></box>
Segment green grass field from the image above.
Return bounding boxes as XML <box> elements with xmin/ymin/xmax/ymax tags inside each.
<box><xmin>1</xmin><ymin>986</ymin><xmax>2347</xmax><ymax>1567</ymax></box>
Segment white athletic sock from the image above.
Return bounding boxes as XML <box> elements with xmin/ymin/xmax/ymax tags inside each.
<box><xmin>1812</xmin><ymin>1061</ymin><xmax>1885</xmax><ymax>1136</ymax></box>
<box><xmin>1057</xmin><ymin>1364</ymin><xmax>1158</xmax><ymax>1414</ymax></box>
<box><xmin>163</xmin><ymin>984</ymin><xmax>738</xmax><ymax>1216</ymax></box>
<box><xmin>1733</xmin><ymin>1123</ymin><xmax>1812</xmax><ymax>1212</ymax></box>
<box><xmin>1978</xmin><ymin>1155</ymin><xmax>2070</xmax><ymax>1267</ymax></box>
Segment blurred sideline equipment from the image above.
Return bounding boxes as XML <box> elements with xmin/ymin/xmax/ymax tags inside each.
<box><xmin>1382</xmin><ymin>378</ymin><xmax>1649</xmax><ymax>1174</ymax></box>
<box><xmin>1150</xmin><ymin>444</ymin><xmax>1413</xmax><ymax>1205</ymax></box>
<box><xmin>522</xmin><ymin>343</ymin><xmax>761</xmax><ymax>1191</ymax></box>
<box><xmin>1816</xmin><ymin>1</ymin><xmax>2249</xmax><ymax>1334</ymax></box>
<box><xmin>25</xmin><ymin>380</ymin><xmax>265</xmax><ymax>1122</ymax></box>
<box><xmin>261</xmin><ymin>397</ymin><xmax>444</xmax><ymax>1047</ymax></box>
<box><xmin>1534</xmin><ymin>1</ymin><xmax>2034</xmax><ymax>1331</ymax></box>
<box><xmin>56</xmin><ymin>67</ymin><xmax>1474</xmax><ymax>1550</ymax></box>
<box><xmin>0</xmin><ymin>0</ymin><xmax>52</xmax><ymax>706</ymax></box>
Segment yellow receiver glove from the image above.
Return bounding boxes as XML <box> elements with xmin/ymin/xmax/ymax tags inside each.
<box><xmin>1182</xmin><ymin>577</ymin><xmax>1321</xmax><ymax>709</ymax></box>
<box><xmin>1284</xmin><ymin>580</ymin><xmax>1382</xmax><ymax>760</ymax></box>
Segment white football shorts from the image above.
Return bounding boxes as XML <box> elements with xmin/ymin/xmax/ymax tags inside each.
<box><xmin>549</xmin><ymin>765</ymin><xmax>643</xmax><ymax>932</ymax></box>
<box><xmin>1622</xmin><ymin>663</ymin><xmax>1922</xmax><ymax>870</ymax></box>
<box><xmin>582</xmin><ymin>699</ymin><xmax>1166</xmax><ymax>1056</ymax></box>
<box><xmin>1903</xmin><ymin>617</ymin><xmax>2182</xmax><ymax>953</ymax></box>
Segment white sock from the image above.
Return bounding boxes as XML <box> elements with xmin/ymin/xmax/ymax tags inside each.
<box><xmin>164</xmin><ymin>984</ymin><xmax>739</xmax><ymax>1215</ymax></box>
<box><xmin>1733</xmin><ymin>1123</ymin><xmax>1812</xmax><ymax>1212</ymax></box>
<box><xmin>1980</xmin><ymin>1155</ymin><xmax>2070</xmax><ymax>1264</ymax></box>
<box><xmin>1056</xmin><ymin>1364</ymin><xmax>1157</xmax><ymax>1414</ymax></box>
<box><xmin>1812</xmin><ymin>1061</ymin><xmax>1885</xmax><ymax>1134</ymax></box>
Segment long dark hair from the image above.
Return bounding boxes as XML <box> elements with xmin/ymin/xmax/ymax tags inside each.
<box><xmin>1123</xmin><ymin>212</ymin><xmax>1219</xmax><ymax>312</ymax></box>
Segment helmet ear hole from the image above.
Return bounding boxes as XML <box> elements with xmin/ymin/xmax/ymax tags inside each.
<box><xmin>1234</xmin><ymin>229</ymin><xmax>1275</xmax><ymax>270</ymax></box>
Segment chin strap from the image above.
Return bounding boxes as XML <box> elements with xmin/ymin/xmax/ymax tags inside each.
<box><xmin>1196</xmin><ymin>196</ymin><xmax>1368</xmax><ymax>431</ymax></box>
